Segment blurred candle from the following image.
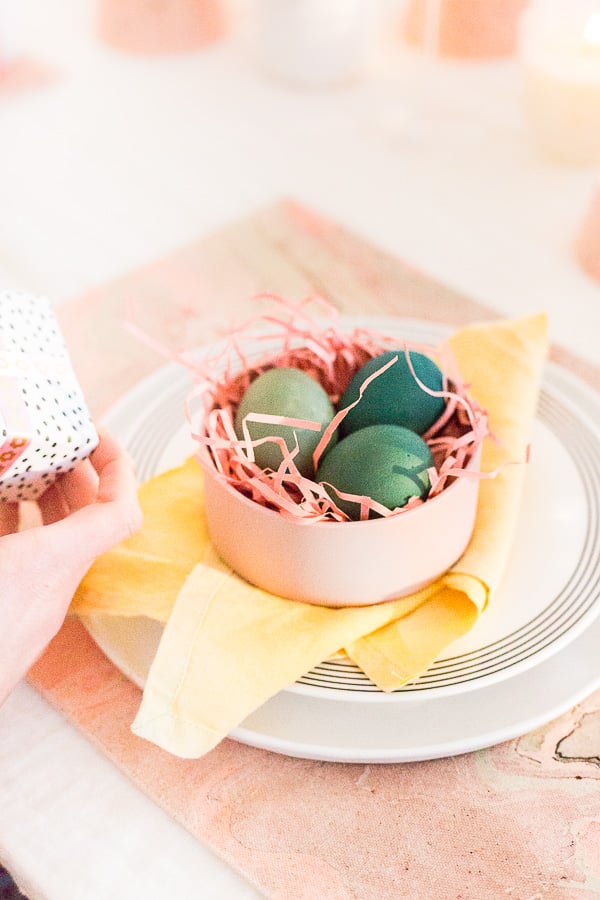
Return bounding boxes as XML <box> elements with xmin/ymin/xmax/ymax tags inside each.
<box><xmin>575</xmin><ymin>188</ymin><xmax>600</xmax><ymax>281</ymax></box>
<box><xmin>403</xmin><ymin>0</ymin><xmax>528</xmax><ymax>59</ymax></box>
<box><xmin>254</xmin><ymin>0</ymin><xmax>378</xmax><ymax>87</ymax></box>
<box><xmin>521</xmin><ymin>2</ymin><xmax>600</xmax><ymax>165</ymax></box>
<box><xmin>97</xmin><ymin>0</ymin><xmax>226</xmax><ymax>55</ymax></box>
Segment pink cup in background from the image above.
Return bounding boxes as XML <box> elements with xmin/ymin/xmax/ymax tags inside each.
<box><xmin>402</xmin><ymin>0</ymin><xmax>528</xmax><ymax>59</ymax></box>
<box><xmin>575</xmin><ymin>189</ymin><xmax>600</xmax><ymax>283</ymax></box>
<box><xmin>200</xmin><ymin>446</ymin><xmax>481</xmax><ymax>608</ymax></box>
<box><xmin>97</xmin><ymin>0</ymin><xmax>227</xmax><ymax>55</ymax></box>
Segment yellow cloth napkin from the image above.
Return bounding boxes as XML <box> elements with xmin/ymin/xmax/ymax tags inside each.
<box><xmin>72</xmin><ymin>313</ymin><xmax>548</xmax><ymax>758</ymax></box>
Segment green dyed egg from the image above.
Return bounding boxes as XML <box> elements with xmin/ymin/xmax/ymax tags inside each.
<box><xmin>316</xmin><ymin>424</ymin><xmax>433</xmax><ymax>520</ymax></box>
<box><xmin>234</xmin><ymin>367</ymin><xmax>336</xmax><ymax>477</ymax></box>
<box><xmin>339</xmin><ymin>350</ymin><xmax>445</xmax><ymax>437</ymax></box>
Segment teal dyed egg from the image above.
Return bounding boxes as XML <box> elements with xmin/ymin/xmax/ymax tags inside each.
<box><xmin>316</xmin><ymin>424</ymin><xmax>433</xmax><ymax>520</ymax></box>
<box><xmin>234</xmin><ymin>367</ymin><xmax>336</xmax><ymax>477</ymax></box>
<box><xmin>339</xmin><ymin>350</ymin><xmax>445</xmax><ymax>437</ymax></box>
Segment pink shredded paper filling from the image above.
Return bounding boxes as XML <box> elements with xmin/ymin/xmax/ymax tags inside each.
<box><xmin>175</xmin><ymin>296</ymin><xmax>491</xmax><ymax>523</ymax></box>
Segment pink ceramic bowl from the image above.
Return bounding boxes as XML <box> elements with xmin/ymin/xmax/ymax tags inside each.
<box><xmin>199</xmin><ymin>448</ymin><xmax>481</xmax><ymax>608</ymax></box>
<box><xmin>575</xmin><ymin>189</ymin><xmax>600</xmax><ymax>284</ymax></box>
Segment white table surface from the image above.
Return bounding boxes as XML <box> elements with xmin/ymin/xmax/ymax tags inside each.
<box><xmin>0</xmin><ymin>1</ymin><xmax>598</xmax><ymax>898</ymax></box>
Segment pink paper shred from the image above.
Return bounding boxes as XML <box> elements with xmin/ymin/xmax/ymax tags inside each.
<box><xmin>165</xmin><ymin>295</ymin><xmax>492</xmax><ymax>523</ymax></box>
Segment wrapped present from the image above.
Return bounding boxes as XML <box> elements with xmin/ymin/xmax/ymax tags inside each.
<box><xmin>0</xmin><ymin>291</ymin><xmax>98</xmax><ymax>502</ymax></box>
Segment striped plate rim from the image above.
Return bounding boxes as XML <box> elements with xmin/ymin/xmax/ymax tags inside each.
<box><xmin>105</xmin><ymin>318</ymin><xmax>600</xmax><ymax>700</ymax></box>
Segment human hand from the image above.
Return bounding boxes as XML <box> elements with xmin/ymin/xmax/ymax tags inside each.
<box><xmin>0</xmin><ymin>430</ymin><xmax>142</xmax><ymax>704</ymax></box>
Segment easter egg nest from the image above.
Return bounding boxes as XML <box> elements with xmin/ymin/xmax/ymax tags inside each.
<box><xmin>185</xmin><ymin>297</ymin><xmax>490</xmax><ymax>522</ymax></box>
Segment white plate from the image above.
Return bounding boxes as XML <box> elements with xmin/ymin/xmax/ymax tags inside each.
<box><xmin>83</xmin><ymin>316</ymin><xmax>600</xmax><ymax>760</ymax></box>
<box><xmin>98</xmin><ymin>317</ymin><xmax>600</xmax><ymax>693</ymax></box>
<box><xmin>82</xmin><ymin>609</ymin><xmax>600</xmax><ymax>762</ymax></box>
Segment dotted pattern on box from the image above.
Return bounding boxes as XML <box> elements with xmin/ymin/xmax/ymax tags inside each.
<box><xmin>0</xmin><ymin>291</ymin><xmax>98</xmax><ymax>503</ymax></box>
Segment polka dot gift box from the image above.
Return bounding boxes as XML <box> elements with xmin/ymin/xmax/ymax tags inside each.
<box><xmin>0</xmin><ymin>291</ymin><xmax>98</xmax><ymax>502</ymax></box>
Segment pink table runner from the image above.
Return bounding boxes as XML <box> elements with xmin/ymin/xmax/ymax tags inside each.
<box><xmin>28</xmin><ymin>201</ymin><xmax>600</xmax><ymax>898</ymax></box>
